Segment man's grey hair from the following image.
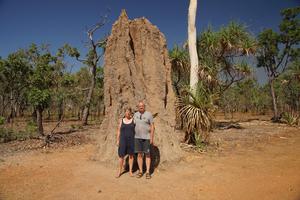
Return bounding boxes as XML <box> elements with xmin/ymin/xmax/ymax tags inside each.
<box><xmin>138</xmin><ymin>100</ymin><xmax>145</xmax><ymax>107</ymax></box>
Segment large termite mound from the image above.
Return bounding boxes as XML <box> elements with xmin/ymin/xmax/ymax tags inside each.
<box><xmin>95</xmin><ymin>10</ymin><xmax>183</xmax><ymax>166</ymax></box>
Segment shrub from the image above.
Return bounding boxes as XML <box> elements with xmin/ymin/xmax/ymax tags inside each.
<box><xmin>0</xmin><ymin>128</ymin><xmax>16</xmax><ymax>143</ymax></box>
<box><xmin>0</xmin><ymin>116</ymin><xmax>5</xmax><ymax>125</ymax></box>
<box><xmin>176</xmin><ymin>83</ymin><xmax>215</xmax><ymax>145</ymax></box>
<box><xmin>282</xmin><ymin>112</ymin><xmax>300</xmax><ymax>126</ymax></box>
<box><xmin>0</xmin><ymin>121</ymin><xmax>39</xmax><ymax>143</ymax></box>
<box><xmin>26</xmin><ymin>121</ymin><xmax>38</xmax><ymax>135</ymax></box>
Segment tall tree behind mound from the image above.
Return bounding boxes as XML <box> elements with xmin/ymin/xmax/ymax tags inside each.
<box><xmin>95</xmin><ymin>10</ymin><xmax>182</xmax><ymax>165</ymax></box>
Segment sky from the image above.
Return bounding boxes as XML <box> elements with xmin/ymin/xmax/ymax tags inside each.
<box><xmin>0</xmin><ymin>0</ymin><xmax>299</xmax><ymax>83</ymax></box>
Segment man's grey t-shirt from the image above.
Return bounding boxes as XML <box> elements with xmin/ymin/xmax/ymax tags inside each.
<box><xmin>134</xmin><ymin>111</ymin><xmax>153</xmax><ymax>140</ymax></box>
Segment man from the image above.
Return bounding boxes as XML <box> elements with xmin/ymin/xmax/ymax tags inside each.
<box><xmin>134</xmin><ymin>101</ymin><xmax>154</xmax><ymax>179</ymax></box>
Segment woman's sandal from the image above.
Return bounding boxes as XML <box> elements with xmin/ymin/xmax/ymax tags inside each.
<box><xmin>145</xmin><ymin>173</ymin><xmax>151</xmax><ymax>179</ymax></box>
<box><xmin>136</xmin><ymin>172</ymin><xmax>143</xmax><ymax>178</ymax></box>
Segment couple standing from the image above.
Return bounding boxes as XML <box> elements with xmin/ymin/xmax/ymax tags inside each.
<box><xmin>116</xmin><ymin>101</ymin><xmax>154</xmax><ymax>179</ymax></box>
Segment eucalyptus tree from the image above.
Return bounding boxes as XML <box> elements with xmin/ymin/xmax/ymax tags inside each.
<box><xmin>26</xmin><ymin>44</ymin><xmax>56</xmax><ymax>135</ymax></box>
<box><xmin>59</xmin><ymin>16</ymin><xmax>107</xmax><ymax>125</ymax></box>
<box><xmin>277</xmin><ymin>59</ymin><xmax>300</xmax><ymax>113</ymax></box>
<box><xmin>0</xmin><ymin>50</ymin><xmax>31</xmax><ymax>122</ymax></box>
<box><xmin>256</xmin><ymin>7</ymin><xmax>300</xmax><ymax>120</ymax></box>
<box><xmin>52</xmin><ymin>50</ymin><xmax>77</xmax><ymax>121</ymax></box>
<box><xmin>188</xmin><ymin>0</ymin><xmax>199</xmax><ymax>94</ymax></box>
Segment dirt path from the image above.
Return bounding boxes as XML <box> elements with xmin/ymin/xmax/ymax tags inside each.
<box><xmin>0</xmin><ymin>121</ymin><xmax>300</xmax><ymax>200</ymax></box>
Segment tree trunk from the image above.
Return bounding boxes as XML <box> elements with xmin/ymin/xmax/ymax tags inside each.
<box><xmin>188</xmin><ymin>0</ymin><xmax>199</xmax><ymax>94</ymax></box>
<box><xmin>269</xmin><ymin>78</ymin><xmax>279</xmax><ymax>120</ymax></box>
<box><xmin>32</xmin><ymin>108</ymin><xmax>37</xmax><ymax>123</ymax></box>
<box><xmin>46</xmin><ymin>109</ymin><xmax>51</xmax><ymax>120</ymax></box>
<box><xmin>19</xmin><ymin>103</ymin><xmax>25</xmax><ymax>117</ymax></box>
<box><xmin>82</xmin><ymin>68</ymin><xmax>96</xmax><ymax>125</ymax></box>
<box><xmin>7</xmin><ymin>91</ymin><xmax>14</xmax><ymax>123</ymax></box>
<box><xmin>57</xmin><ymin>99</ymin><xmax>64</xmax><ymax>121</ymax></box>
<box><xmin>36</xmin><ymin>107</ymin><xmax>44</xmax><ymax>136</ymax></box>
<box><xmin>0</xmin><ymin>95</ymin><xmax>4</xmax><ymax>116</ymax></box>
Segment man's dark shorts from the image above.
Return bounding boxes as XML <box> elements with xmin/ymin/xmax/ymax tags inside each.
<box><xmin>134</xmin><ymin>138</ymin><xmax>150</xmax><ymax>155</ymax></box>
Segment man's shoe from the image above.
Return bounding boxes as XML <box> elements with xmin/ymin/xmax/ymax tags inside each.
<box><xmin>145</xmin><ymin>173</ymin><xmax>151</xmax><ymax>179</ymax></box>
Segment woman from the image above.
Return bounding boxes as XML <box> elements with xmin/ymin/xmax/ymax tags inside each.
<box><xmin>116</xmin><ymin>107</ymin><xmax>135</xmax><ymax>178</ymax></box>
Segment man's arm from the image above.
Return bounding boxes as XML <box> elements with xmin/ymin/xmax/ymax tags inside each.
<box><xmin>150</xmin><ymin>123</ymin><xmax>155</xmax><ymax>145</ymax></box>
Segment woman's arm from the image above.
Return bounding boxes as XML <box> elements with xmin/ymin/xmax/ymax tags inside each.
<box><xmin>116</xmin><ymin>119</ymin><xmax>122</xmax><ymax>146</ymax></box>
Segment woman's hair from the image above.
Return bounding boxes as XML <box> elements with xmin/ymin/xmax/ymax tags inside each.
<box><xmin>124</xmin><ymin>107</ymin><xmax>133</xmax><ymax>116</ymax></box>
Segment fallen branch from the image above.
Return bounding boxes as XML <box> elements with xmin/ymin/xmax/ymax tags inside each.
<box><xmin>44</xmin><ymin>116</ymin><xmax>65</xmax><ymax>147</ymax></box>
<box><xmin>218</xmin><ymin>123</ymin><xmax>243</xmax><ymax>130</ymax></box>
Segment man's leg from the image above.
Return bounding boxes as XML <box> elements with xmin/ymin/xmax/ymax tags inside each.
<box><xmin>144</xmin><ymin>139</ymin><xmax>151</xmax><ymax>178</ymax></box>
<box><xmin>145</xmin><ymin>153</ymin><xmax>151</xmax><ymax>174</ymax></box>
<box><xmin>137</xmin><ymin>152</ymin><xmax>143</xmax><ymax>174</ymax></box>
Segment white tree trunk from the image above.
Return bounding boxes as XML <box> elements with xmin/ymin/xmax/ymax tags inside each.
<box><xmin>188</xmin><ymin>0</ymin><xmax>199</xmax><ymax>94</ymax></box>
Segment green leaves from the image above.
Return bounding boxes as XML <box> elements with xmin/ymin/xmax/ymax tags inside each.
<box><xmin>197</xmin><ymin>21</ymin><xmax>256</xmax><ymax>92</ymax></box>
<box><xmin>256</xmin><ymin>7</ymin><xmax>299</xmax><ymax>118</ymax></box>
<box><xmin>58</xmin><ymin>44</ymin><xmax>80</xmax><ymax>58</ymax></box>
<box><xmin>176</xmin><ymin>82</ymin><xmax>216</xmax><ymax>143</ymax></box>
<box><xmin>169</xmin><ymin>45</ymin><xmax>189</xmax><ymax>68</ymax></box>
<box><xmin>257</xmin><ymin>7</ymin><xmax>300</xmax><ymax>74</ymax></box>
<box><xmin>280</xmin><ymin>7</ymin><xmax>300</xmax><ymax>43</ymax></box>
<box><xmin>27</xmin><ymin>88</ymin><xmax>51</xmax><ymax>109</ymax></box>
<box><xmin>24</xmin><ymin>44</ymin><xmax>57</xmax><ymax>110</ymax></box>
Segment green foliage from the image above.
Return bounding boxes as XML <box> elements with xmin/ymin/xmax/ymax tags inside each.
<box><xmin>0</xmin><ymin>116</ymin><xmax>5</xmax><ymax>125</ymax></box>
<box><xmin>0</xmin><ymin>128</ymin><xmax>15</xmax><ymax>143</ymax></box>
<box><xmin>256</xmin><ymin>7</ymin><xmax>299</xmax><ymax>119</ymax></box>
<box><xmin>0</xmin><ymin>123</ymin><xmax>38</xmax><ymax>143</ymax></box>
<box><xmin>219</xmin><ymin>78</ymin><xmax>270</xmax><ymax>115</ymax></box>
<box><xmin>57</xmin><ymin>44</ymin><xmax>80</xmax><ymax>58</ymax></box>
<box><xmin>282</xmin><ymin>112</ymin><xmax>299</xmax><ymax>126</ymax></box>
<box><xmin>197</xmin><ymin>21</ymin><xmax>256</xmax><ymax>93</ymax></box>
<box><xmin>193</xmin><ymin>131</ymin><xmax>206</xmax><ymax>149</ymax></box>
<box><xmin>169</xmin><ymin>45</ymin><xmax>190</xmax><ymax>95</ymax></box>
<box><xmin>25</xmin><ymin>44</ymin><xmax>56</xmax><ymax>111</ymax></box>
<box><xmin>0</xmin><ymin>49</ymin><xmax>32</xmax><ymax>119</ymax></box>
<box><xmin>169</xmin><ymin>45</ymin><xmax>189</xmax><ymax>68</ymax></box>
<box><xmin>275</xmin><ymin>60</ymin><xmax>300</xmax><ymax>113</ymax></box>
<box><xmin>171</xmin><ymin>22</ymin><xmax>257</xmax><ymax>144</ymax></box>
<box><xmin>176</xmin><ymin>82</ymin><xmax>216</xmax><ymax>144</ymax></box>
<box><xmin>27</xmin><ymin>88</ymin><xmax>51</xmax><ymax>109</ymax></box>
<box><xmin>25</xmin><ymin>121</ymin><xmax>38</xmax><ymax>135</ymax></box>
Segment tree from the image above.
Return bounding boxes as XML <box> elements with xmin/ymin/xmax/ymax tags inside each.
<box><xmin>169</xmin><ymin>45</ymin><xmax>189</xmax><ymax>96</ymax></box>
<box><xmin>219</xmin><ymin>78</ymin><xmax>270</xmax><ymax>116</ymax></box>
<box><xmin>179</xmin><ymin>0</ymin><xmax>213</xmax><ymax>145</ymax></box>
<box><xmin>176</xmin><ymin>19</ymin><xmax>256</xmax><ymax>145</ymax></box>
<box><xmin>257</xmin><ymin>7</ymin><xmax>300</xmax><ymax>120</ymax></box>
<box><xmin>276</xmin><ymin>59</ymin><xmax>300</xmax><ymax>113</ymax></box>
<box><xmin>52</xmin><ymin>50</ymin><xmax>78</xmax><ymax>121</ymax></box>
<box><xmin>60</xmin><ymin>17</ymin><xmax>107</xmax><ymax>125</ymax></box>
<box><xmin>197</xmin><ymin>22</ymin><xmax>256</xmax><ymax>94</ymax></box>
<box><xmin>188</xmin><ymin>0</ymin><xmax>199</xmax><ymax>94</ymax></box>
<box><xmin>0</xmin><ymin>50</ymin><xmax>31</xmax><ymax>122</ymax></box>
<box><xmin>26</xmin><ymin>44</ymin><xmax>56</xmax><ymax>135</ymax></box>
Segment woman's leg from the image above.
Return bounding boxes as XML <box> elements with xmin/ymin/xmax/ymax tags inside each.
<box><xmin>129</xmin><ymin>155</ymin><xmax>134</xmax><ymax>176</ymax></box>
<box><xmin>117</xmin><ymin>157</ymin><xmax>124</xmax><ymax>177</ymax></box>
